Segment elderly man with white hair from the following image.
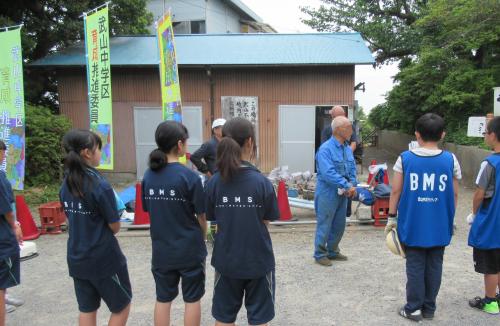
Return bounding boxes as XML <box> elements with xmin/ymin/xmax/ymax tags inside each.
<box><xmin>314</xmin><ymin>116</ymin><xmax>358</xmax><ymax>266</ymax></box>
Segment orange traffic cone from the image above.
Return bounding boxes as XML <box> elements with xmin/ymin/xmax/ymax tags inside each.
<box><xmin>277</xmin><ymin>180</ymin><xmax>292</xmax><ymax>221</ymax></box>
<box><xmin>16</xmin><ymin>195</ymin><xmax>41</xmax><ymax>240</ymax></box>
<box><xmin>133</xmin><ymin>182</ymin><xmax>150</xmax><ymax>225</ymax></box>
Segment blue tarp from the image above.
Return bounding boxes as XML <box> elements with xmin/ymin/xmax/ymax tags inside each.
<box><xmin>118</xmin><ymin>185</ymin><xmax>136</xmax><ymax>205</ymax></box>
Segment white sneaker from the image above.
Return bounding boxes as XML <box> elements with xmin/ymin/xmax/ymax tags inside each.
<box><xmin>5</xmin><ymin>304</ymin><xmax>16</xmax><ymax>313</ymax></box>
<box><xmin>6</xmin><ymin>295</ymin><xmax>24</xmax><ymax>307</ymax></box>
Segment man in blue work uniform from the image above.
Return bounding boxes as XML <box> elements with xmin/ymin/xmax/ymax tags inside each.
<box><xmin>314</xmin><ymin>116</ymin><xmax>357</xmax><ymax>267</ymax></box>
<box><xmin>321</xmin><ymin>106</ymin><xmax>358</xmax><ymax>218</ymax></box>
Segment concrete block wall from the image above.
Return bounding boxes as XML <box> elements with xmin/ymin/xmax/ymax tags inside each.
<box><xmin>377</xmin><ymin>130</ymin><xmax>491</xmax><ymax>187</ymax></box>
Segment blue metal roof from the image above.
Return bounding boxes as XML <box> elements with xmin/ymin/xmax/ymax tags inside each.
<box><xmin>30</xmin><ymin>33</ymin><xmax>374</xmax><ymax>67</ymax></box>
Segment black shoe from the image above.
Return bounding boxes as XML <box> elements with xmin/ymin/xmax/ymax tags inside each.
<box><xmin>422</xmin><ymin>311</ymin><xmax>434</xmax><ymax>320</ymax></box>
<box><xmin>399</xmin><ymin>307</ymin><xmax>423</xmax><ymax>322</ymax></box>
<box><xmin>327</xmin><ymin>253</ymin><xmax>348</xmax><ymax>261</ymax></box>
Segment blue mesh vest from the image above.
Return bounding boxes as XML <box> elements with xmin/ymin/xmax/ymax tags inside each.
<box><xmin>398</xmin><ymin>150</ymin><xmax>455</xmax><ymax>247</ymax></box>
<box><xmin>468</xmin><ymin>154</ymin><xmax>500</xmax><ymax>249</ymax></box>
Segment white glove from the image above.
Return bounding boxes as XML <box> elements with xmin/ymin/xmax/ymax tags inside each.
<box><xmin>466</xmin><ymin>213</ymin><xmax>476</xmax><ymax>225</ymax></box>
<box><xmin>337</xmin><ymin>188</ymin><xmax>346</xmax><ymax>195</ymax></box>
<box><xmin>384</xmin><ymin>217</ymin><xmax>397</xmax><ymax>236</ymax></box>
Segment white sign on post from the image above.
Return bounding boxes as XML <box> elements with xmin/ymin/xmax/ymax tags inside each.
<box><xmin>467</xmin><ymin>116</ymin><xmax>487</xmax><ymax>137</ymax></box>
<box><xmin>494</xmin><ymin>87</ymin><xmax>500</xmax><ymax>116</ymax></box>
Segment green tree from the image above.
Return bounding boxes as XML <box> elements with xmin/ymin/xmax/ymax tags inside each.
<box><xmin>379</xmin><ymin>0</ymin><xmax>500</xmax><ymax>142</ymax></box>
<box><xmin>301</xmin><ymin>0</ymin><xmax>428</xmax><ymax>65</ymax></box>
<box><xmin>0</xmin><ymin>0</ymin><xmax>153</xmax><ymax>110</ymax></box>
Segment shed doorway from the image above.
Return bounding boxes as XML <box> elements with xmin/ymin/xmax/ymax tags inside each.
<box><xmin>133</xmin><ymin>106</ymin><xmax>203</xmax><ymax>179</ymax></box>
<box><xmin>278</xmin><ymin>105</ymin><xmax>316</xmax><ymax>173</ymax></box>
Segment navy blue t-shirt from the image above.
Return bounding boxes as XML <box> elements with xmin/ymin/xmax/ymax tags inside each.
<box><xmin>142</xmin><ymin>162</ymin><xmax>207</xmax><ymax>269</ymax></box>
<box><xmin>205</xmin><ymin>162</ymin><xmax>279</xmax><ymax>279</ymax></box>
<box><xmin>60</xmin><ymin>168</ymin><xmax>126</xmax><ymax>280</ymax></box>
<box><xmin>0</xmin><ymin>171</ymin><xmax>18</xmax><ymax>260</ymax></box>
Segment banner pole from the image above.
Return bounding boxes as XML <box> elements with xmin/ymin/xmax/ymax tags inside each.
<box><xmin>79</xmin><ymin>1</ymin><xmax>111</xmax><ymax>18</ymax></box>
<box><xmin>0</xmin><ymin>23</ymin><xmax>23</xmax><ymax>32</ymax></box>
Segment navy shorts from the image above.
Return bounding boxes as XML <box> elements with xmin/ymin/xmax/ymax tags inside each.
<box><xmin>0</xmin><ymin>253</ymin><xmax>20</xmax><ymax>290</ymax></box>
<box><xmin>473</xmin><ymin>248</ymin><xmax>500</xmax><ymax>274</ymax></box>
<box><xmin>152</xmin><ymin>262</ymin><xmax>205</xmax><ymax>303</ymax></box>
<box><xmin>212</xmin><ymin>270</ymin><xmax>275</xmax><ymax>325</ymax></box>
<box><xmin>73</xmin><ymin>264</ymin><xmax>132</xmax><ymax>313</ymax></box>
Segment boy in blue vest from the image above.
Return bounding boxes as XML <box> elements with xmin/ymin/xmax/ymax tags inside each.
<box><xmin>386</xmin><ymin>113</ymin><xmax>461</xmax><ymax>322</ymax></box>
<box><xmin>468</xmin><ymin>116</ymin><xmax>500</xmax><ymax>314</ymax></box>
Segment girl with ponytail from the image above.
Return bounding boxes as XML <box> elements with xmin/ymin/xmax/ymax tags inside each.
<box><xmin>141</xmin><ymin>121</ymin><xmax>207</xmax><ymax>326</ymax></box>
<box><xmin>205</xmin><ymin>117</ymin><xmax>279</xmax><ymax>326</ymax></box>
<box><xmin>60</xmin><ymin>129</ymin><xmax>131</xmax><ymax>326</ymax></box>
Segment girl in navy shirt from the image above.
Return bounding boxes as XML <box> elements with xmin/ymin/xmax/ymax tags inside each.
<box><xmin>0</xmin><ymin>140</ymin><xmax>22</xmax><ymax>325</ymax></box>
<box><xmin>60</xmin><ymin>130</ymin><xmax>131</xmax><ymax>326</ymax></box>
<box><xmin>205</xmin><ymin>117</ymin><xmax>280</xmax><ymax>326</ymax></box>
<box><xmin>141</xmin><ymin>121</ymin><xmax>207</xmax><ymax>326</ymax></box>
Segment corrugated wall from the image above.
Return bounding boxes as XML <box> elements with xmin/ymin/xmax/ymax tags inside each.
<box><xmin>57</xmin><ymin>65</ymin><xmax>354</xmax><ymax>174</ymax></box>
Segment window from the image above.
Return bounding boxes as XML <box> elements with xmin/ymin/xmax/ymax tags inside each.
<box><xmin>191</xmin><ymin>20</ymin><xmax>206</xmax><ymax>34</ymax></box>
<box><xmin>172</xmin><ymin>20</ymin><xmax>206</xmax><ymax>34</ymax></box>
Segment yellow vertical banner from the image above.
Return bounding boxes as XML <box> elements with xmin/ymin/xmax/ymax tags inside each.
<box><xmin>84</xmin><ymin>6</ymin><xmax>113</xmax><ymax>169</ymax></box>
<box><xmin>157</xmin><ymin>13</ymin><xmax>182</xmax><ymax>122</ymax></box>
<box><xmin>0</xmin><ymin>27</ymin><xmax>25</xmax><ymax>190</ymax></box>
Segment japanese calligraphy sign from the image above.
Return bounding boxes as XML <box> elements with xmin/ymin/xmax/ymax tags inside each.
<box><xmin>84</xmin><ymin>6</ymin><xmax>113</xmax><ymax>169</ymax></box>
<box><xmin>157</xmin><ymin>13</ymin><xmax>182</xmax><ymax>121</ymax></box>
<box><xmin>467</xmin><ymin>116</ymin><xmax>487</xmax><ymax>137</ymax></box>
<box><xmin>221</xmin><ymin>96</ymin><xmax>259</xmax><ymax>150</ymax></box>
<box><xmin>0</xmin><ymin>28</ymin><xmax>25</xmax><ymax>190</ymax></box>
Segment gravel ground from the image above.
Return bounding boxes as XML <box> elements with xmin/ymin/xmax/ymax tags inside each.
<box><xmin>7</xmin><ymin>148</ymin><xmax>500</xmax><ymax>325</ymax></box>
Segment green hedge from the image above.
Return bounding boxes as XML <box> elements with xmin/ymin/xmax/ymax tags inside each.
<box><xmin>25</xmin><ymin>104</ymin><xmax>72</xmax><ymax>186</ymax></box>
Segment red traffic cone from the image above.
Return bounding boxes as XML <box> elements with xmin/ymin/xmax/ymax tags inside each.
<box><xmin>16</xmin><ymin>195</ymin><xmax>41</xmax><ymax>240</ymax></box>
<box><xmin>277</xmin><ymin>180</ymin><xmax>292</xmax><ymax>221</ymax></box>
<box><xmin>367</xmin><ymin>159</ymin><xmax>377</xmax><ymax>185</ymax></box>
<box><xmin>383</xmin><ymin>171</ymin><xmax>389</xmax><ymax>185</ymax></box>
<box><xmin>133</xmin><ymin>182</ymin><xmax>150</xmax><ymax>225</ymax></box>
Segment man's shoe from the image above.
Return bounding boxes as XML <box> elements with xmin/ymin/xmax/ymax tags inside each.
<box><xmin>469</xmin><ymin>296</ymin><xmax>499</xmax><ymax>314</ymax></box>
<box><xmin>5</xmin><ymin>304</ymin><xmax>16</xmax><ymax>313</ymax></box>
<box><xmin>315</xmin><ymin>257</ymin><xmax>333</xmax><ymax>266</ymax></box>
<box><xmin>328</xmin><ymin>253</ymin><xmax>348</xmax><ymax>261</ymax></box>
<box><xmin>6</xmin><ymin>295</ymin><xmax>24</xmax><ymax>307</ymax></box>
<box><xmin>399</xmin><ymin>307</ymin><xmax>423</xmax><ymax>322</ymax></box>
<box><xmin>421</xmin><ymin>311</ymin><xmax>434</xmax><ymax>320</ymax></box>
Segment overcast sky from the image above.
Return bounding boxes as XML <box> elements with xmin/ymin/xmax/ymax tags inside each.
<box><xmin>242</xmin><ymin>0</ymin><xmax>399</xmax><ymax>112</ymax></box>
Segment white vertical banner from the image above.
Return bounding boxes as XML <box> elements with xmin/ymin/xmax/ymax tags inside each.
<box><xmin>494</xmin><ymin>87</ymin><xmax>500</xmax><ymax>116</ymax></box>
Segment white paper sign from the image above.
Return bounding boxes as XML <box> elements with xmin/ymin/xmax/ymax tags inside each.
<box><xmin>467</xmin><ymin>116</ymin><xmax>487</xmax><ymax>137</ymax></box>
<box><xmin>408</xmin><ymin>141</ymin><xmax>419</xmax><ymax>150</ymax></box>
<box><xmin>494</xmin><ymin>87</ymin><xmax>500</xmax><ymax>116</ymax></box>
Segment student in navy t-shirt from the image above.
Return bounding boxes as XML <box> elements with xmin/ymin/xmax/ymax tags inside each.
<box><xmin>141</xmin><ymin>121</ymin><xmax>207</xmax><ymax>326</ymax></box>
<box><xmin>468</xmin><ymin>117</ymin><xmax>500</xmax><ymax>314</ymax></box>
<box><xmin>205</xmin><ymin>117</ymin><xmax>280</xmax><ymax>326</ymax></box>
<box><xmin>386</xmin><ymin>113</ymin><xmax>460</xmax><ymax>322</ymax></box>
<box><xmin>0</xmin><ymin>140</ymin><xmax>22</xmax><ymax>325</ymax></box>
<box><xmin>59</xmin><ymin>130</ymin><xmax>131</xmax><ymax>326</ymax></box>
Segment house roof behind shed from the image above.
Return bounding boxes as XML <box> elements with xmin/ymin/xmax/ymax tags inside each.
<box><xmin>30</xmin><ymin>33</ymin><xmax>374</xmax><ymax>67</ymax></box>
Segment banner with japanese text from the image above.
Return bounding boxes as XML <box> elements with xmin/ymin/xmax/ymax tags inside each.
<box><xmin>0</xmin><ymin>28</ymin><xmax>25</xmax><ymax>190</ymax></box>
<box><xmin>84</xmin><ymin>6</ymin><xmax>113</xmax><ymax>169</ymax></box>
<box><xmin>157</xmin><ymin>13</ymin><xmax>182</xmax><ymax>121</ymax></box>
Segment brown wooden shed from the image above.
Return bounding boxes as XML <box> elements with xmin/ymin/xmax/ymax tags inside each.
<box><xmin>31</xmin><ymin>33</ymin><xmax>374</xmax><ymax>180</ymax></box>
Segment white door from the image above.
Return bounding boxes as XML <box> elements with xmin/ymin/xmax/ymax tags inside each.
<box><xmin>134</xmin><ymin>107</ymin><xmax>162</xmax><ymax>180</ymax></box>
<box><xmin>279</xmin><ymin>105</ymin><xmax>316</xmax><ymax>173</ymax></box>
<box><xmin>182</xmin><ymin>106</ymin><xmax>203</xmax><ymax>155</ymax></box>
